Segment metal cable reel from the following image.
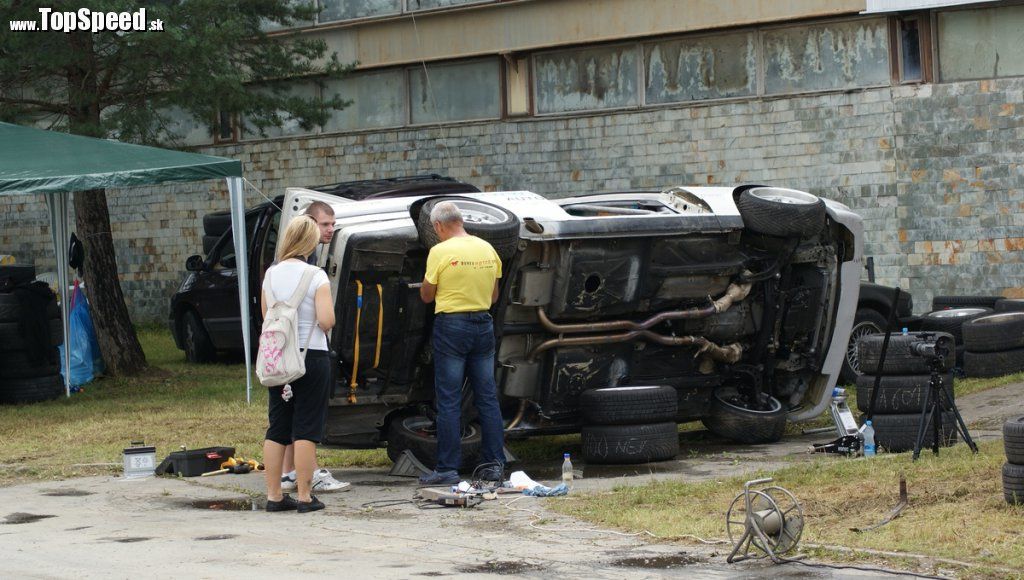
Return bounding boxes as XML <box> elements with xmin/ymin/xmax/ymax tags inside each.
<box><xmin>726</xmin><ymin>477</ymin><xmax>804</xmax><ymax>563</ymax></box>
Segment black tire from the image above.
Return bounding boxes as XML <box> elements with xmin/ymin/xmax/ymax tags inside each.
<box><xmin>181</xmin><ymin>310</ymin><xmax>216</xmax><ymax>363</ymax></box>
<box><xmin>0</xmin><ymin>348</ymin><xmax>60</xmax><ymax>380</ymax></box>
<box><xmin>871</xmin><ymin>412</ymin><xmax>957</xmax><ymax>453</ymax></box>
<box><xmin>995</xmin><ymin>299</ymin><xmax>1024</xmax><ymax>313</ymax></box>
<box><xmin>858</xmin><ymin>331</ymin><xmax>955</xmax><ymax>375</ymax></box>
<box><xmin>581</xmin><ymin>422</ymin><xmax>680</xmax><ymax>464</ymax></box>
<box><xmin>841</xmin><ymin>308</ymin><xmax>888</xmax><ymax>384</ymax></box>
<box><xmin>202</xmin><ymin>211</ymin><xmax>233</xmax><ymax>238</ymax></box>
<box><xmin>385</xmin><ymin>413</ymin><xmax>482</xmax><ymax>471</ymax></box>
<box><xmin>0</xmin><ymin>319</ymin><xmax>63</xmax><ymax>350</ymax></box>
<box><xmin>202</xmin><ymin>235</ymin><xmax>221</xmax><ymax>256</ymax></box>
<box><xmin>856</xmin><ymin>373</ymin><xmax>955</xmax><ymax>415</ymax></box>
<box><xmin>932</xmin><ymin>295</ymin><xmax>1002</xmax><ymax>310</ymax></box>
<box><xmin>1002</xmin><ymin>462</ymin><xmax>1024</xmax><ymax>505</ymax></box>
<box><xmin>0</xmin><ymin>373</ymin><xmax>64</xmax><ymax>404</ymax></box>
<box><xmin>919</xmin><ymin>307</ymin><xmax>992</xmax><ymax>344</ymax></box>
<box><xmin>579</xmin><ymin>386</ymin><xmax>678</xmax><ymax>425</ymax></box>
<box><xmin>963</xmin><ymin>348</ymin><xmax>1024</xmax><ymax>378</ymax></box>
<box><xmin>961</xmin><ymin>312</ymin><xmax>1024</xmax><ymax>353</ymax></box>
<box><xmin>416</xmin><ymin>197</ymin><xmax>520</xmax><ymax>259</ymax></box>
<box><xmin>1002</xmin><ymin>416</ymin><xmax>1024</xmax><ymax>464</ymax></box>
<box><xmin>736</xmin><ymin>187</ymin><xmax>826</xmax><ymax>238</ymax></box>
<box><xmin>701</xmin><ymin>386</ymin><xmax>787</xmax><ymax>444</ymax></box>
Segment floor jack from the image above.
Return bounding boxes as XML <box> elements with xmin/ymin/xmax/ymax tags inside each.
<box><xmin>805</xmin><ymin>387</ymin><xmax>862</xmax><ymax>455</ymax></box>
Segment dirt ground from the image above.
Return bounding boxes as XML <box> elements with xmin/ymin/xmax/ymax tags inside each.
<box><xmin>3</xmin><ymin>382</ymin><xmax>1020</xmax><ymax>579</ymax></box>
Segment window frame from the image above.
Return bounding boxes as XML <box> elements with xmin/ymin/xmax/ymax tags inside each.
<box><xmin>890</xmin><ymin>14</ymin><xmax>932</xmax><ymax>84</ymax></box>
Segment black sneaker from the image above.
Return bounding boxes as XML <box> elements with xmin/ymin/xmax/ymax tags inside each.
<box><xmin>296</xmin><ymin>495</ymin><xmax>325</xmax><ymax>513</ymax></box>
<box><xmin>266</xmin><ymin>494</ymin><xmax>298</xmax><ymax>512</ymax></box>
<box><xmin>476</xmin><ymin>465</ymin><xmax>505</xmax><ymax>482</ymax></box>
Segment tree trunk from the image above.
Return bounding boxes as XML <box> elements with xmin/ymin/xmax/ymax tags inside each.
<box><xmin>73</xmin><ymin>188</ymin><xmax>148</xmax><ymax>376</ymax></box>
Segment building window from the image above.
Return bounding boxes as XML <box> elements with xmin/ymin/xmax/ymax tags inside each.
<box><xmin>261</xmin><ymin>0</ymin><xmax>315</xmax><ymax>32</ymax></box>
<box><xmin>160</xmin><ymin>106</ymin><xmax>213</xmax><ymax>146</ymax></box>
<box><xmin>319</xmin><ymin>0</ymin><xmax>401</xmax><ymax>23</ymax></box>
<box><xmin>938</xmin><ymin>4</ymin><xmax>1024</xmax><ymax>82</ymax></box>
<box><xmin>323</xmin><ymin>70</ymin><xmax>406</xmax><ymax>131</ymax></box>
<box><xmin>897</xmin><ymin>18</ymin><xmax>923</xmax><ymax>82</ymax></box>
<box><xmin>405</xmin><ymin>0</ymin><xmax>491</xmax><ymax>11</ymax></box>
<box><xmin>534</xmin><ymin>44</ymin><xmax>639</xmax><ymax>114</ymax></box>
<box><xmin>409</xmin><ymin>59</ymin><xmax>501</xmax><ymax>124</ymax></box>
<box><xmin>763</xmin><ymin>18</ymin><xmax>890</xmax><ymax>94</ymax></box>
<box><xmin>241</xmin><ymin>82</ymin><xmax>320</xmax><ymax>140</ymax></box>
<box><xmin>644</xmin><ymin>32</ymin><xmax>757</xmax><ymax>105</ymax></box>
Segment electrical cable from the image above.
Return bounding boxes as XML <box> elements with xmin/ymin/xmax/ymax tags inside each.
<box><xmin>775</xmin><ymin>557</ymin><xmax>950</xmax><ymax>580</ymax></box>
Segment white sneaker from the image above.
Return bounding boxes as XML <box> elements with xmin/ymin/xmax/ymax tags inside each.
<box><xmin>281</xmin><ymin>471</ymin><xmax>297</xmax><ymax>491</ymax></box>
<box><xmin>312</xmin><ymin>468</ymin><xmax>351</xmax><ymax>492</ymax></box>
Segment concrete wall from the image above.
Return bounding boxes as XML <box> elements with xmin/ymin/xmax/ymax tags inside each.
<box><xmin>2</xmin><ymin>76</ymin><xmax>1023</xmax><ymax>322</ymax></box>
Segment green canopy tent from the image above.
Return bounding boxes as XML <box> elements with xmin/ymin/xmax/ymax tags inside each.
<box><xmin>0</xmin><ymin>122</ymin><xmax>254</xmax><ymax>401</ymax></box>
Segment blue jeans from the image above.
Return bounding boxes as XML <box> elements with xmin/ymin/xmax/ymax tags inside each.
<box><xmin>432</xmin><ymin>312</ymin><xmax>505</xmax><ymax>473</ymax></box>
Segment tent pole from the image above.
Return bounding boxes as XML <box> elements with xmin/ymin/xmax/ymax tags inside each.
<box><xmin>227</xmin><ymin>177</ymin><xmax>252</xmax><ymax>404</ymax></box>
<box><xmin>45</xmin><ymin>191</ymin><xmax>72</xmax><ymax>398</ymax></box>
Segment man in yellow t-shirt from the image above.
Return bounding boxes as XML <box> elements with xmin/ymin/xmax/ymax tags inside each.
<box><xmin>418</xmin><ymin>201</ymin><xmax>505</xmax><ymax>485</ymax></box>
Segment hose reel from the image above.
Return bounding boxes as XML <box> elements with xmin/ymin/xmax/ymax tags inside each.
<box><xmin>726</xmin><ymin>477</ymin><xmax>804</xmax><ymax>563</ymax></box>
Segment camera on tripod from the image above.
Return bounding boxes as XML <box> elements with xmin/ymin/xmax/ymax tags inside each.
<box><xmin>907</xmin><ymin>332</ymin><xmax>955</xmax><ymax>370</ymax></box>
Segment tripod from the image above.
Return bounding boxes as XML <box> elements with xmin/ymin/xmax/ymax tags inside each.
<box><xmin>912</xmin><ymin>339</ymin><xmax>978</xmax><ymax>461</ymax></box>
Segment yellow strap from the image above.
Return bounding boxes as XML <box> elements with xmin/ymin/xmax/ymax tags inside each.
<box><xmin>373</xmin><ymin>284</ymin><xmax>384</xmax><ymax>369</ymax></box>
<box><xmin>349</xmin><ymin>280</ymin><xmax>362</xmax><ymax>403</ymax></box>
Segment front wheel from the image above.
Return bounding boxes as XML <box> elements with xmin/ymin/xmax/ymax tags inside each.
<box><xmin>386</xmin><ymin>413</ymin><xmax>482</xmax><ymax>471</ymax></box>
<box><xmin>182</xmin><ymin>310</ymin><xmax>216</xmax><ymax>363</ymax></box>
<box><xmin>701</xmin><ymin>386</ymin><xmax>787</xmax><ymax>444</ymax></box>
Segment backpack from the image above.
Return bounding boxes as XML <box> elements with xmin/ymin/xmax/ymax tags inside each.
<box><xmin>256</xmin><ymin>266</ymin><xmax>320</xmax><ymax>387</ymax></box>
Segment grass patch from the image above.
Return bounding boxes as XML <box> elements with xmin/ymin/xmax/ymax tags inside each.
<box><xmin>551</xmin><ymin>441</ymin><xmax>1024</xmax><ymax>578</ymax></box>
<box><xmin>0</xmin><ymin>328</ymin><xmax>388</xmax><ymax>486</ymax></box>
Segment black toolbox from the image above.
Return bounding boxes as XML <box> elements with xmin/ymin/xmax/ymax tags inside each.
<box><xmin>155</xmin><ymin>446</ymin><xmax>235</xmax><ymax>477</ymax></box>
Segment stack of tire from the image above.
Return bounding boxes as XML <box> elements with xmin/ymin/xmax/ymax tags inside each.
<box><xmin>0</xmin><ymin>267</ymin><xmax>65</xmax><ymax>404</ymax></box>
<box><xmin>201</xmin><ymin>210</ymin><xmax>233</xmax><ymax>255</ymax></box>
<box><xmin>918</xmin><ymin>306</ymin><xmax>991</xmax><ymax>370</ymax></box>
<box><xmin>856</xmin><ymin>331</ymin><xmax>958</xmax><ymax>452</ymax></box>
<box><xmin>961</xmin><ymin>307</ymin><xmax>1024</xmax><ymax>379</ymax></box>
<box><xmin>579</xmin><ymin>386</ymin><xmax>680</xmax><ymax>464</ymax></box>
<box><xmin>1002</xmin><ymin>416</ymin><xmax>1024</xmax><ymax>505</ymax></box>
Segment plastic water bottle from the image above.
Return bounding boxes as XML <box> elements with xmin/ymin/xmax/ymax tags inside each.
<box><xmin>902</xmin><ymin>327</ymin><xmax>908</xmax><ymax>336</ymax></box>
<box><xmin>863</xmin><ymin>420</ymin><xmax>876</xmax><ymax>457</ymax></box>
<box><xmin>561</xmin><ymin>453</ymin><xmax>573</xmax><ymax>489</ymax></box>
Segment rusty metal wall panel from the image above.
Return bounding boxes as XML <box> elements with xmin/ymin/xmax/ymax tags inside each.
<box><xmin>535</xmin><ymin>44</ymin><xmax>639</xmax><ymax>114</ymax></box>
<box><xmin>320</xmin><ymin>0</ymin><xmax>401</xmax><ymax>23</ymax></box>
<box><xmin>938</xmin><ymin>5</ymin><xmax>1024</xmax><ymax>81</ymax></box>
<box><xmin>763</xmin><ymin>18</ymin><xmax>890</xmax><ymax>94</ymax></box>
<box><xmin>645</xmin><ymin>31</ymin><xmax>757</xmax><ymax>105</ymax></box>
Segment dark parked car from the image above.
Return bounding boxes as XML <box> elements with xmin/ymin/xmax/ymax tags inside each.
<box><xmin>169</xmin><ymin>175</ymin><xmax>479</xmax><ymax>362</ymax></box>
<box><xmin>840</xmin><ymin>282</ymin><xmax>918</xmax><ymax>385</ymax></box>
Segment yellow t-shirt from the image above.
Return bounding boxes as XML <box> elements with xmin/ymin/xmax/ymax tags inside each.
<box><xmin>424</xmin><ymin>235</ymin><xmax>502</xmax><ymax>313</ymax></box>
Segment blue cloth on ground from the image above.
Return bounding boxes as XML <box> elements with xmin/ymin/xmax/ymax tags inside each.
<box><xmin>522</xmin><ymin>483</ymin><xmax>569</xmax><ymax>497</ymax></box>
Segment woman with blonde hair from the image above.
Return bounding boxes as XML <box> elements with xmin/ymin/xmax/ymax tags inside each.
<box><xmin>261</xmin><ymin>215</ymin><xmax>335</xmax><ymax>513</ymax></box>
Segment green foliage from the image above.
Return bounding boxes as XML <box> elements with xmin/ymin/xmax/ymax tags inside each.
<box><xmin>0</xmin><ymin>0</ymin><xmax>352</xmax><ymax>143</ymax></box>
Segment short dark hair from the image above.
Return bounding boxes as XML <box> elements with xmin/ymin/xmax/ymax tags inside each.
<box><xmin>305</xmin><ymin>200</ymin><xmax>335</xmax><ymax>219</ymax></box>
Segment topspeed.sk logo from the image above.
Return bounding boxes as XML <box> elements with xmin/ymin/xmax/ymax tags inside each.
<box><xmin>10</xmin><ymin>8</ymin><xmax>164</xmax><ymax>32</ymax></box>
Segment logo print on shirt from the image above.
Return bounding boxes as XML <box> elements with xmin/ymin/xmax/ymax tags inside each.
<box><xmin>450</xmin><ymin>260</ymin><xmax>459</xmax><ymax>267</ymax></box>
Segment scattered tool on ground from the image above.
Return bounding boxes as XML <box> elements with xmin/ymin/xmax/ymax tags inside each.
<box><xmin>201</xmin><ymin>457</ymin><xmax>265</xmax><ymax>477</ymax></box>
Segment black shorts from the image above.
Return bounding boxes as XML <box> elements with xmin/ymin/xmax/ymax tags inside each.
<box><xmin>265</xmin><ymin>350</ymin><xmax>331</xmax><ymax>445</ymax></box>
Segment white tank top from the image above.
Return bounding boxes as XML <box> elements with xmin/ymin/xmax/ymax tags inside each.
<box><xmin>263</xmin><ymin>259</ymin><xmax>330</xmax><ymax>351</ymax></box>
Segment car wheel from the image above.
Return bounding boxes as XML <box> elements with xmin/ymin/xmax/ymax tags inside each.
<box><xmin>962</xmin><ymin>348</ymin><xmax>1024</xmax><ymax>378</ymax></box>
<box><xmin>579</xmin><ymin>385</ymin><xmax>678</xmax><ymax>425</ymax></box>
<box><xmin>840</xmin><ymin>308</ymin><xmax>887</xmax><ymax>385</ymax></box>
<box><xmin>182</xmin><ymin>310</ymin><xmax>216</xmax><ymax>363</ymax></box>
<box><xmin>202</xmin><ymin>211</ymin><xmax>233</xmax><ymax>238</ymax></box>
<box><xmin>871</xmin><ymin>412</ymin><xmax>957</xmax><ymax>453</ymax></box>
<box><xmin>0</xmin><ymin>373</ymin><xmax>64</xmax><ymax>405</ymax></box>
<box><xmin>581</xmin><ymin>422</ymin><xmax>680</xmax><ymax>464</ymax></box>
<box><xmin>385</xmin><ymin>413</ymin><xmax>482</xmax><ymax>471</ymax></box>
<box><xmin>932</xmin><ymin>295</ymin><xmax>1002</xmax><ymax>310</ymax></box>
<box><xmin>962</xmin><ymin>312</ymin><xmax>1024</xmax><ymax>353</ymax></box>
<box><xmin>1003</xmin><ymin>463</ymin><xmax>1024</xmax><ymax>505</ymax></box>
<box><xmin>855</xmin><ymin>373</ymin><xmax>954</xmax><ymax>414</ymax></box>
<box><xmin>736</xmin><ymin>187</ymin><xmax>826</xmax><ymax>238</ymax></box>
<box><xmin>920</xmin><ymin>307</ymin><xmax>992</xmax><ymax>345</ymax></box>
<box><xmin>701</xmin><ymin>386</ymin><xmax>787</xmax><ymax>444</ymax></box>
<box><xmin>416</xmin><ymin>197</ymin><xmax>520</xmax><ymax>259</ymax></box>
<box><xmin>1002</xmin><ymin>417</ymin><xmax>1024</xmax><ymax>465</ymax></box>
<box><xmin>995</xmin><ymin>298</ymin><xmax>1024</xmax><ymax>313</ymax></box>
<box><xmin>858</xmin><ymin>331</ymin><xmax>956</xmax><ymax>375</ymax></box>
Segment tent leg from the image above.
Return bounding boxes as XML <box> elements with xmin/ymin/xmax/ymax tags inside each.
<box><xmin>45</xmin><ymin>191</ymin><xmax>72</xmax><ymax>398</ymax></box>
<box><xmin>227</xmin><ymin>177</ymin><xmax>252</xmax><ymax>404</ymax></box>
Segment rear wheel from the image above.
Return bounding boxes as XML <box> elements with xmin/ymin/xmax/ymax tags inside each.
<box><xmin>181</xmin><ymin>310</ymin><xmax>216</xmax><ymax>363</ymax></box>
<box><xmin>736</xmin><ymin>187</ymin><xmax>826</xmax><ymax>238</ymax></box>
<box><xmin>386</xmin><ymin>413</ymin><xmax>482</xmax><ymax>472</ymax></box>
<box><xmin>701</xmin><ymin>386</ymin><xmax>787</xmax><ymax>444</ymax></box>
<box><xmin>840</xmin><ymin>308</ymin><xmax>887</xmax><ymax>385</ymax></box>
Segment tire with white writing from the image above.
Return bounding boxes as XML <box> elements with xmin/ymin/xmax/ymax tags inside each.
<box><xmin>581</xmin><ymin>422</ymin><xmax>679</xmax><ymax>464</ymax></box>
<box><xmin>871</xmin><ymin>412</ymin><xmax>957</xmax><ymax>453</ymax></box>
<box><xmin>855</xmin><ymin>373</ymin><xmax>955</xmax><ymax>415</ymax></box>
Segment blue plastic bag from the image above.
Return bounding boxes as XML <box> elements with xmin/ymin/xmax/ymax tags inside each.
<box><xmin>58</xmin><ymin>282</ymin><xmax>103</xmax><ymax>386</ymax></box>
